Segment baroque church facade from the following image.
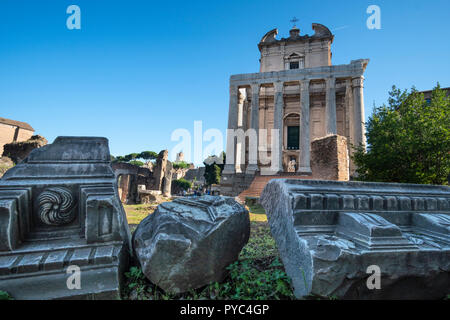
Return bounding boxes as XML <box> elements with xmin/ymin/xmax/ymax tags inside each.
<box><xmin>221</xmin><ymin>23</ymin><xmax>369</xmax><ymax>196</ymax></box>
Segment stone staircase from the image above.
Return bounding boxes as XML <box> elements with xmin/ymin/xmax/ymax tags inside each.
<box><xmin>237</xmin><ymin>174</ymin><xmax>315</xmax><ymax>203</ymax></box>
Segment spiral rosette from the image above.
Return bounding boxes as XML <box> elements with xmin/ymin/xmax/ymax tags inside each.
<box><xmin>38</xmin><ymin>187</ymin><xmax>76</xmax><ymax>225</ymax></box>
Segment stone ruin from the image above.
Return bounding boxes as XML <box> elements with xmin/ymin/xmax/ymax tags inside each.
<box><xmin>133</xmin><ymin>195</ymin><xmax>250</xmax><ymax>294</ymax></box>
<box><xmin>0</xmin><ymin>136</ymin><xmax>131</xmax><ymax>299</ymax></box>
<box><xmin>260</xmin><ymin>179</ymin><xmax>450</xmax><ymax>299</ymax></box>
<box><xmin>311</xmin><ymin>134</ymin><xmax>349</xmax><ymax>181</ymax></box>
<box><xmin>112</xmin><ymin>150</ymin><xmax>174</xmax><ymax>204</ymax></box>
<box><xmin>2</xmin><ymin>135</ymin><xmax>47</xmax><ymax>164</ymax></box>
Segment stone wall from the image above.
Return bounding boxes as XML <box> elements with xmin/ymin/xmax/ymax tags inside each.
<box><xmin>112</xmin><ymin>149</ymin><xmax>174</xmax><ymax>203</ymax></box>
<box><xmin>311</xmin><ymin>134</ymin><xmax>349</xmax><ymax>181</ymax></box>
<box><xmin>2</xmin><ymin>135</ymin><xmax>47</xmax><ymax>164</ymax></box>
<box><xmin>0</xmin><ymin>120</ymin><xmax>34</xmax><ymax>155</ymax></box>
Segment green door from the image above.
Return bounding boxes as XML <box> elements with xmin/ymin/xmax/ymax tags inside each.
<box><xmin>287</xmin><ymin>126</ymin><xmax>299</xmax><ymax>150</ymax></box>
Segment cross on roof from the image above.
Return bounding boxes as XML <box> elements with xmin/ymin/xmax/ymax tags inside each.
<box><xmin>290</xmin><ymin>17</ymin><xmax>299</xmax><ymax>28</ymax></box>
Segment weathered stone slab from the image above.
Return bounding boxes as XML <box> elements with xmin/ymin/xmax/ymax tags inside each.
<box><xmin>0</xmin><ymin>136</ymin><xmax>131</xmax><ymax>299</ymax></box>
<box><xmin>260</xmin><ymin>179</ymin><xmax>450</xmax><ymax>299</ymax></box>
<box><xmin>133</xmin><ymin>195</ymin><xmax>250</xmax><ymax>294</ymax></box>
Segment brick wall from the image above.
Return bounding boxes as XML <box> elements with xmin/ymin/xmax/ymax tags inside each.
<box><xmin>311</xmin><ymin>134</ymin><xmax>349</xmax><ymax>181</ymax></box>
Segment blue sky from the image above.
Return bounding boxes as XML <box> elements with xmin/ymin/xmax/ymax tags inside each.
<box><xmin>1</xmin><ymin>0</ymin><xmax>449</xmax><ymax>164</ymax></box>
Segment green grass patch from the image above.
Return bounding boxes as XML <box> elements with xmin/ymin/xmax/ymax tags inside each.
<box><xmin>123</xmin><ymin>203</ymin><xmax>157</xmax><ymax>225</ymax></box>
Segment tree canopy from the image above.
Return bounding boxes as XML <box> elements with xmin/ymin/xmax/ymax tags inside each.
<box><xmin>352</xmin><ymin>84</ymin><xmax>449</xmax><ymax>185</ymax></box>
<box><xmin>112</xmin><ymin>151</ymin><xmax>158</xmax><ymax>166</ymax></box>
<box><xmin>203</xmin><ymin>152</ymin><xmax>226</xmax><ymax>186</ymax></box>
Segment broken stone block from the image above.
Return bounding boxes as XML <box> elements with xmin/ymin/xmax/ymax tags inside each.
<box><xmin>260</xmin><ymin>179</ymin><xmax>450</xmax><ymax>299</ymax></box>
<box><xmin>0</xmin><ymin>136</ymin><xmax>131</xmax><ymax>299</ymax></box>
<box><xmin>133</xmin><ymin>195</ymin><xmax>250</xmax><ymax>294</ymax></box>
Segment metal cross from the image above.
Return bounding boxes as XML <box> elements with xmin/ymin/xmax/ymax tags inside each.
<box><xmin>290</xmin><ymin>17</ymin><xmax>299</xmax><ymax>27</ymax></box>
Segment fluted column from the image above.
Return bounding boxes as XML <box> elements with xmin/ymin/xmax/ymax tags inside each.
<box><xmin>298</xmin><ymin>79</ymin><xmax>312</xmax><ymax>174</ymax></box>
<box><xmin>345</xmin><ymin>79</ymin><xmax>356</xmax><ymax>174</ymax></box>
<box><xmin>235</xmin><ymin>89</ymin><xmax>246</xmax><ymax>172</ymax></box>
<box><xmin>325</xmin><ymin>77</ymin><xmax>337</xmax><ymax>135</ymax></box>
<box><xmin>223</xmin><ymin>84</ymin><xmax>239</xmax><ymax>174</ymax></box>
<box><xmin>352</xmin><ymin>76</ymin><xmax>366</xmax><ymax>150</ymax></box>
<box><xmin>273</xmin><ymin>81</ymin><xmax>284</xmax><ymax>172</ymax></box>
<box><xmin>246</xmin><ymin>83</ymin><xmax>260</xmax><ymax>173</ymax></box>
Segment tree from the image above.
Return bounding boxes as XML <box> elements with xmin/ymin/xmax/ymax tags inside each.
<box><xmin>352</xmin><ymin>84</ymin><xmax>450</xmax><ymax>185</ymax></box>
<box><xmin>172</xmin><ymin>178</ymin><xmax>192</xmax><ymax>192</ymax></box>
<box><xmin>173</xmin><ymin>161</ymin><xmax>190</xmax><ymax>170</ymax></box>
<box><xmin>112</xmin><ymin>150</ymin><xmax>158</xmax><ymax>166</ymax></box>
<box><xmin>139</xmin><ymin>151</ymin><xmax>158</xmax><ymax>160</ymax></box>
<box><xmin>129</xmin><ymin>160</ymin><xmax>144</xmax><ymax>167</ymax></box>
<box><xmin>203</xmin><ymin>152</ymin><xmax>225</xmax><ymax>186</ymax></box>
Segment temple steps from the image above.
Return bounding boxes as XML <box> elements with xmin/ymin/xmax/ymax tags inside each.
<box><xmin>237</xmin><ymin>174</ymin><xmax>315</xmax><ymax>203</ymax></box>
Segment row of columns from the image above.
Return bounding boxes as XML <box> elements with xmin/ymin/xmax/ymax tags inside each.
<box><xmin>224</xmin><ymin>76</ymin><xmax>365</xmax><ymax>175</ymax></box>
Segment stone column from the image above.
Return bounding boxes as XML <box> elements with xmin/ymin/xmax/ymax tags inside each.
<box><xmin>273</xmin><ymin>81</ymin><xmax>284</xmax><ymax>173</ymax></box>
<box><xmin>298</xmin><ymin>79</ymin><xmax>312</xmax><ymax>174</ymax></box>
<box><xmin>345</xmin><ymin>79</ymin><xmax>356</xmax><ymax>174</ymax></box>
<box><xmin>325</xmin><ymin>77</ymin><xmax>337</xmax><ymax>135</ymax></box>
<box><xmin>235</xmin><ymin>89</ymin><xmax>246</xmax><ymax>172</ymax></box>
<box><xmin>246</xmin><ymin>83</ymin><xmax>260</xmax><ymax>174</ymax></box>
<box><xmin>352</xmin><ymin>76</ymin><xmax>366</xmax><ymax>150</ymax></box>
<box><xmin>223</xmin><ymin>84</ymin><xmax>239</xmax><ymax>174</ymax></box>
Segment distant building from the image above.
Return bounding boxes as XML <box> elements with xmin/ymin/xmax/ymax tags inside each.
<box><xmin>420</xmin><ymin>87</ymin><xmax>450</xmax><ymax>104</ymax></box>
<box><xmin>0</xmin><ymin>117</ymin><xmax>34</xmax><ymax>155</ymax></box>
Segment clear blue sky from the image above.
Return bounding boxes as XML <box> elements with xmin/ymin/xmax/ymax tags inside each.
<box><xmin>1</xmin><ymin>0</ymin><xmax>449</xmax><ymax>164</ymax></box>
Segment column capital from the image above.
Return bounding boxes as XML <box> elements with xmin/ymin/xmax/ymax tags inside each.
<box><xmin>352</xmin><ymin>76</ymin><xmax>365</xmax><ymax>88</ymax></box>
<box><xmin>250</xmin><ymin>83</ymin><xmax>260</xmax><ymax>92</ymax></box>
<box><xmin>300</xmin><ymin>79</ymin><xmax>310</xmax><ymax>91</ymax></box>
<box><xmin>230</xmin><ymin>84</ymin><xmax>239</xmax><ymax>95</ymax></box>
<box><xmin>326</xmin><ymin>77</ymin><xmax>336</xmax><ymax>87</ymax></box>
<box><xmin>273</xmin><ymin>81</ymin><xmax>284</xmax><ymax>93</ymax></box>
<box><xmin>238</xmin><ymin>88</ymin><xmax>246</xmax><ymax>104</ymax></box>
<box><xmin>345</xmin><ymin>78</ymin><xmax>352</xmax><ymax>87</ymax></box>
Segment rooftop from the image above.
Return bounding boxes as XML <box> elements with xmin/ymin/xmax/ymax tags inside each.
<box><xmin>0</xmin><ymin>117</ymin><xmax>34</xmax><ymax>131</ymax></box>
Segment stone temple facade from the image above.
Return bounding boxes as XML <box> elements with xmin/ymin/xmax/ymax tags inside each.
<box><xmin>221</xmin><ymin>23</ymin><xmax>369</xmax><ymax>196</ymax></box>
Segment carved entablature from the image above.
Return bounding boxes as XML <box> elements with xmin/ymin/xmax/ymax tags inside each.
<box><xmin>287</xmin><ymin>180</ymin><xmax>450</xmax><ymax>249</ymax></box>
<box><xmin>260</xmin><ymin>179</ymin><xmax>450</xmax><ymax>299</ymax></box>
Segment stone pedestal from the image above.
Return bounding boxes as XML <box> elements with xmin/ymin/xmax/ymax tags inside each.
<box><xmin>0</xmin><ymin>137</ymin><xmax>131</xmax><ymax>300</ymax></box>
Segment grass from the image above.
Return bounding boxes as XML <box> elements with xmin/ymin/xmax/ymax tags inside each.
<box><xmin>123</xmin><ymin>203</ymin><xmax>157</xmax><ymax>225</ymax></box>
<box><xmin>124</xmin><ymin>198</ymin><xmax>268</xmax><ymax>225</ymax></box>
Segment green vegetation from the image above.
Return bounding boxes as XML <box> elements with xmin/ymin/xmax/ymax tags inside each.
<box><xmin>122</xmin><ymin>221</ymin><xmax>295</xmax><ymax>300</ymax></box>
<box><xmin>112</xmin><ymin>151</ymin><xmax>159</xmax><ymax>166</ymax></box>
<box><xmin>203</xmin><ymin>153</ymin><xmax>225</xmax><ymax>186</ymax></box>
<box><xmin>123</xmin><ymin>203</ymin><xmax>157</xmax><ymax>226</ymax></box>
<box><xmin>353</xmin><ymin>84</ymin><xmax>450</xmax><ymax>185</ymax></box>
<box><xmin>172</xmin><ymin>178</ymin><xmax>192</xmax><ymax>191</ymax></box>
<box><xmin>128</xmin><ymin>160</ymin><xmax>144</xmax><ymax>167</ymax></box>
<box><xmin>0</xmin><ymin>290</ymin><xmax>13</xmax><ymax>300</ymax></box>
<box><xmin>172</xmin><ymin>161</ymin><xmax>190</xmax><ymax>169</ymax></box>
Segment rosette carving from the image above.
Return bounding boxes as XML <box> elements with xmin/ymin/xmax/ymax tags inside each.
<box><xmin>38</xmin><ymin>187</ymin><xmax>75</xmax><ymax>225</ymax></box>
